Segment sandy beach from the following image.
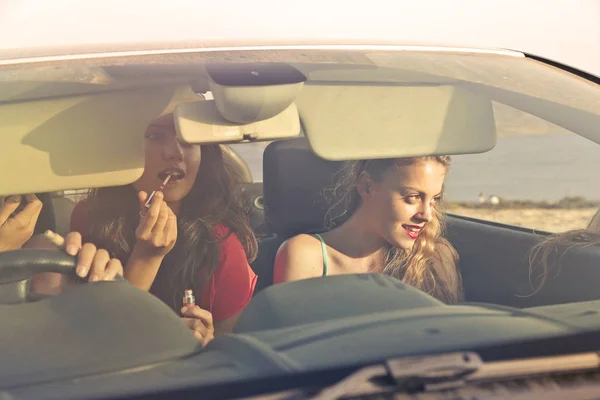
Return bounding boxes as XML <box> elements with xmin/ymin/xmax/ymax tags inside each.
<box><xmin>448</xmin><ymin>207</ymin><xmax>598</xmax><ymax>233</ymax></box>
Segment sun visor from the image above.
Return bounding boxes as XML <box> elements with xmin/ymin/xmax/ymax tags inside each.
<box><xmin>297</xmin><ymin>84</ymin><xmax>497</xmax><ymax>160</ymax></box>
<box><xmin>0</xmin><ymin>85</ymin><xmax>176</xmax><ymax>196</ymax></box>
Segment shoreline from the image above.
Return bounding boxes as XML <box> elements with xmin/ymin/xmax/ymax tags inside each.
<box><xmin>447</xmin><ymin>206</ymin><xmax>597</xmax><ymax>233</ymax></box>
<box><xmin>445</xmin><ymin>197</ymin><xmax>599</xmax><ymax>233</ymax></box>
<box><xmin>446</xmin><ymin>196</ymin><xmax>600</xmax><ymax>211</ymax></box>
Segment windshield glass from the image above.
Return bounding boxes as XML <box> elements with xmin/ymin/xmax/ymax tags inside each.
<box><xmin>231</xmin><ymin>102</ymin><xmax>600</xmax><ymax>233</ymax></box>
<box><xmin>2</xmin><ymin>47</ymin><xmax>600</xmax><ymax>396</ymax></box>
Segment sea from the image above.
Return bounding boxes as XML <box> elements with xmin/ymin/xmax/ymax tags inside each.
<box><xmin>230</xmin><ymin>133</ymin><xmax>600</xmax><ymax>202</ymax></box>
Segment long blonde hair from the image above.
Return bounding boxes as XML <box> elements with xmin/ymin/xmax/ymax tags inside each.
<box><xmin>325</xmin><ymin>156</ymin><xmax>462</xmax><ymax>304</ymax></box>
<box><xmin>529</xmin><ymin>224</ymin><xmax>600</xmax><ymax>295</ymax></box>
<box><xmin>588</xmin><ymin>208</ymin><xmax>600</xmax><ymax>232</ymax></box>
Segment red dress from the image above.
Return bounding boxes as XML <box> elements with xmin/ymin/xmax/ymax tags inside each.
<box><xmin>70</xmin><ymin>200</ymin><xmax>257</xmax><ymax>322</ymax></box>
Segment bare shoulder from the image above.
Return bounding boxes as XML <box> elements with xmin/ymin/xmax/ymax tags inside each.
<box><xmin>282</xmin><ymin>233</ymin><xmax>323</xmax><ymax>250</ymax></box>
<box><xmin>273</xmin><ymin>234</ymin><xmax>326</xmax><ymax>284</ymax></box>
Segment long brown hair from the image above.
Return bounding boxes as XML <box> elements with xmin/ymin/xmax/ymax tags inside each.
<box><xmin>325</xmin><ymin>156</ymin><xmax>463</xmax><ymax>304</ymax></box>
<box><xmin>528</xmin><ymin>229</ymin><xmax>600</xmax><ymax>295</ymax></box>
<box><xmin>83</xmin><ymin>145</ymin><xmax>258</xmax><ymax>309</ymax></box>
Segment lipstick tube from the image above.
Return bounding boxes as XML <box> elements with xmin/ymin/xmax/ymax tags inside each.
<box><xmin>183</xmin><ymin>289</ymin><xmax>195</xmax><ymax>308</ymax></box>
<box><xmin>144</xmin><ymin>174</ymin><xmax>172</xmax><ymax>210</ymax></box>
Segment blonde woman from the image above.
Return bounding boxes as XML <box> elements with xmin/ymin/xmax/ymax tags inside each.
<box><xmin>273</xmin><ymin>156</ymin><xmax>463</xmax><ymax>304</ymax></box>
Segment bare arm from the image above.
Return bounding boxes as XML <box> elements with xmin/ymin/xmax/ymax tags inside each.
<box><xmin>123</xmin><ymin>249</ymin><xmax>165</xmax><ymax>291</ymax></box>
<box><xmin>273</xmin><ymin>234</ymin><xmax>326</xmax><ymax>284</ymax></box>
<box><xmin>214</xmin><ymin>311</ymin><xmax>242</xmax><ymax>336</ymax></box>
<box><xmin>125</xmin><ymin>191</ymin><xmax>177</xmax><ymax>291</ymax></box>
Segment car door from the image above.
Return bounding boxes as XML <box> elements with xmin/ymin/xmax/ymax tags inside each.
<box><xmin>443</xmin><ymin>104</ymin><xmax>600</xmax><ymax>308</ymax></box>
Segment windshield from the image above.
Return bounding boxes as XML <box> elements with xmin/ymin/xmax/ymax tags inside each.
<box><xmin>1</xmin><ymin>46</ymin><xmax>600</xmax><ymax>397</ymax></box>
<box><xmin>232</xmin><ymin>103</ymin><xmax>600</xmax><ymax>233</ymax></box>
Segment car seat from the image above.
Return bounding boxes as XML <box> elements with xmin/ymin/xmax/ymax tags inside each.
<box><xmin>50</xmin><ymin>191</ymin><xmax>78</xmax><ymax>237</ymax></box>
<box><xmin>251</xmin><ymin>137</ymin><xmax>344</xmax><ymax>293</ymax></box>
<box><xmin>32</xmin><ymin>193</ymin><xmax>57</xmax><ymax>236</ymax></box>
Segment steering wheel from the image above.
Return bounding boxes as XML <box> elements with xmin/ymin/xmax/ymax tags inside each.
<box><xmin>0</xmin><ymin>249</ymin><xmax>123</xmax><ymax>304</ymax></box>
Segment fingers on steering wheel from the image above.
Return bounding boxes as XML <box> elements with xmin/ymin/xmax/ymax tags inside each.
<box><xmin>89</xmin><ymin>248</ymin><xmax>111</xmax><ymax>282</ymax></box>
<box><xmin>102</xmin><ymin>259</ymin><xmax>123</xmax><ymax>281</ymax></box>
<box><xmin>75</xmin><ymin>242</ymin><xmax>97</xmax><ymax>278</ymax></box>
<box><xmin>64</xmin><ymin>231</ymin><xmax>83</xmax><ymax>256</ymax></box>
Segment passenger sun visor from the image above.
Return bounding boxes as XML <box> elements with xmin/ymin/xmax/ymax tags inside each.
<box><xmin>297</xmin><ymin>84</ymin><xmax>497</xmax><ymax>160</ymax></box>
<box><xmin>175</xmin><ymin>63</ymin><xmax>305</xmax><ymax>143</ymax></box>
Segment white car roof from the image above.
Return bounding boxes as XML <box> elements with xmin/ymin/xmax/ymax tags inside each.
<box><xmin>0</xmin><ymin>0</ymin><xmax>598</xmax><ymax>75</ymax></box>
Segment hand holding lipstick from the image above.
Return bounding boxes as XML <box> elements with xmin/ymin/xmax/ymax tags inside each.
<box><xmin>123</xmin><ymin>188</ymin><xmax>178</xmax><ymax>292</ymax></box>
<box><xmin>181</xmin><ymin>305</ymin><xmax>214</xmax><ymax>347</ymax></box>
<box><xmin>133</xmin><ymin>190</ymin><xmax>177</xmax><ymax>259</ymax></box>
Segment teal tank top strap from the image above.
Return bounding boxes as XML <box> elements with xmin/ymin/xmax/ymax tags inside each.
<box><xmin>313</xmin><ymin>233</ymin><xmax>329</xmax><ymax>276</ymax></box>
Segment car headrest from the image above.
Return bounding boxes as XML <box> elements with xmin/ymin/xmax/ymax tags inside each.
<box><xmin>263</xmin><ymin>138</ymin><xmax>344</xmax><ymax>238</ymax></box>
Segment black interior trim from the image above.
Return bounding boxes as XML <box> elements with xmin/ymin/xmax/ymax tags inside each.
<box><xmin>525</xmin><ymin>53</ymin><xmax>600</xmax><ymax>83</ymax></box>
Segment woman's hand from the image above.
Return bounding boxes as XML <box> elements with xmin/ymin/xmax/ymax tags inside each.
<box><xmin>59</xmin><ymin>231</ymin><xmax>124</xmax><ymax>282</ymax></box>
<box><xmin>0</xmin><ymin>194</ymin><xmax>43</xmax><ymax>252</ymax></box>
<box><xmin>27</xmin><ymin>231</ymin><xmax>124</xmax><ymax>295</ymax></box>
<box><xmin>181</xmin><ymin>305</ymin><xmax>215</xmax><ymax>347</ymax></box>
<box><xmin>133</xmin><ymin>191</ymin><xmax>177</xmax><ymax>259</ymax></box>
<box><xmin>124</xmin><ymin>191</ymin><xmax>177</xmax><ymax>291</ymax></box>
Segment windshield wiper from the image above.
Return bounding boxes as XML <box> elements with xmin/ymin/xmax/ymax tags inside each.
<box><xmin>313</xmin><ymin>352</ymin><xmax>482</xmax><ymax>399</ymax></box>
<box><xmin>309</xmin><ymin>350</ymin><xmax>600</xmax><ymax>400</ymax></box>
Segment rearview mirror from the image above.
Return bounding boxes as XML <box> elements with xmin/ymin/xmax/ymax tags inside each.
<box><xmin>174</xmin><ymin>100</ymin><xmax>301</xmax><ymax>143</ymax></box>
<box><xmin>174</xmin><ymin>63</ymin><xmax>306</xmax><ymax>143</ymax></box>
<box><xmin>206</xmin><ymin>63</ymin><xmax>306</xmax><ymax>124</ymax></box>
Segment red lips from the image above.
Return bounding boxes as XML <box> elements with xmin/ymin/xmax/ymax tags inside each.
<box><xmin>158</xmin><ymin>167</ymin><xmax>185</xmax><ymax>182</ymax></box>
<box><xmin>403</xmin><ymin>224</ymin><xmax>424</xmax><ymax>240</ymax></box>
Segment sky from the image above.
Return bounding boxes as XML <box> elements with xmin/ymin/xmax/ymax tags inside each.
<box><xmin>0</xmin><ymin>0</ymin><xmax>598</xmax><ymax>74</ymax></box>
